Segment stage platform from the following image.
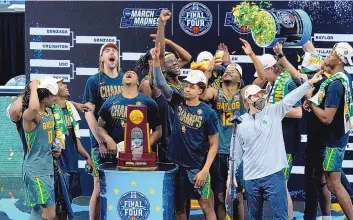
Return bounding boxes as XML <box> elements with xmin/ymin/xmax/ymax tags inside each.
<box><xmin>0</xmin><ymin>196</ymin><xmax>347</xmax><ymax>220</ymax></box>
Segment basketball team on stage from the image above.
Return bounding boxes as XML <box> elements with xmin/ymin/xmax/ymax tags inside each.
<box><xmin>7</xmin><ymin>9</ymin><xmax>353</xmax><ymax>220</ymax></box>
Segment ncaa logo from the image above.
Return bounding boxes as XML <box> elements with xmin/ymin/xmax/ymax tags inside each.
<box><xmin>118</xmin><ymin>191</ymin><xmax>150</xmax><ymax>220</ymax></box>
<box><xmin>179</xmin><ymin>2</ymin><xmax>212</xmax><ymax>36</ymax></box>
<box><xmin>224</xmin><ymin>12</ymin><xmax>250</xmax><ymax>34</ymax></box>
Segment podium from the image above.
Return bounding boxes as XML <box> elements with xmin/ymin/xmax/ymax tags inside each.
<box><xmin>118</xmin><ymin>105</ymin><xmax>157</xmax><ymax>170</ymax></box>
<box><xmin>99</xmin><ymin>163</ymin><xmax>178</xmax><ymax>220</ymax></box>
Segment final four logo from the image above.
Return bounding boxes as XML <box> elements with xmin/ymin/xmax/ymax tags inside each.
<box><xmin>118</xmin><ymin>191</ymin><xmax>150</xmax><ymax>220</ymax></box>
<box><xmin>120</xmin><ymin>8</ymin><xmax>163</xmax><ymax>28</ymax></box>
<box><xmin>179</xmin><ymin>2</ymin><xmax>212</xmax><ymax>36</ymax></box>
<box><xmin>224</xmin><ymin>12</ymin><xmax>250</xmax><ymax>34</ymax></box>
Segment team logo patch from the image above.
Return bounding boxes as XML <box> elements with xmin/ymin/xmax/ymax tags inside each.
<box><xmin>197</xmin><ymin>109</ymin><xmax>203</xmax><ymax>115</ymax></box>
<box><xmin>118</xmin><ymin>191</ymin><xmax>150</xmax><ymax>220</ymax></box>
<box><xmin>120</xmin><ymin>8</ymin><xmax>163</xmax><ymax>28</ymax></box>
<box><xmin>179</xmin><ymin>2</ymin><xmax>212</xmax><ymax>36</ymax></box>
<box><xmin>136</xmin><ymin>101</ymin><xmax>142</xmax><ymax>106</ymax></box>
<box><xmin>224</xmin><ymin>12</ymin><xmax>250</xmax><ymax>34</ymax></box>
<box><xmin>277</xmin><ymin>11</ymin><xmax>295</xmax><ymax>29</ymax></box>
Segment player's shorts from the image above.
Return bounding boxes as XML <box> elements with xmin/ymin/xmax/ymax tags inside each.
<box><xmin>210</xmin><ymin>154</ymin><xmax>244</xmax><ymax>194</ymax></box>
<box><xmin>23</xmin><ymin>174</ymin><xmax>55</xmax><ymax>208</ymax></box>
<box><xmin>323</xmin><ymin>133</ymin><xmax>349</xmax><ymax>172</ymax></box>
<box><xmin>283</xmin><ymin>154</ymin><xmax>294</xmax><ymax>180</ymax></box>
<box><xmin>175</xmin><ymin>166</ymin><xmax>211</xmax><ymax>211</ymax></box>
<box><xmin>91</xmin><ymin>147</ymin><xmax>117</xmax><ymax>177</ymax></box>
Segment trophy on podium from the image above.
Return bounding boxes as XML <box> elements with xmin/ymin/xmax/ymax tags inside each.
<box><xmin>118</xmin><ymin>105</ymin><xmax>157</xmax><ymax>170</ymax></box>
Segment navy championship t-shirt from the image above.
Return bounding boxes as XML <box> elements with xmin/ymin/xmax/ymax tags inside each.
<box><xmin>83</xmin><ymin>72</ymin><xmax>123</xmax><ymax>147</ymax></box>
<box><xmin>98</xmin><ymin>93</ymin><xmax>160</xmax><ymax>144</ymax></box>
<box><xmin>167</xmin><ymin>92</ymin><xmax>219</xmax><ymax>169</ymax></box>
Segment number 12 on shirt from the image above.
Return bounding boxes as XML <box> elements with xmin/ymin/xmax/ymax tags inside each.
<box><xmin>222</xmin><ymin>112</ymin><xmax>233</xmax><ymax>126</ymax></box>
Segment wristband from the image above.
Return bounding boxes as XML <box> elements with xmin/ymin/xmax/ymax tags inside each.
<box><xmin>277</xmin><ymin>53</ymin><xmax>285</xmax><ymax>59</ymax></box>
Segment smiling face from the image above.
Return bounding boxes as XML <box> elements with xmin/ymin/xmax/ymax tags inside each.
<box><xmin>324</xmin><ymin>50</ymin><xmax>343</xmax><ymax>70</ymax></box>
<box><xmin>123</xmin><ymin>71</ymin><xmax>139</xmax><ymax>86</ymax></box>
<box><xmin>57</xmin><ymin>80</ymin><xmax>70</xmax><ymax>98</ymax></box>
<box><xmin>164</xmin><ymin>54</ymin><xmax>181</xmax><ymax>76</ymax></box>
<box><xmin>223</xmin><ymin>66</ymin><xmax>241</xmax><ymax>84</ymax></box>
<box><xmin>101</xmin><ymin>46</ymin><xmax>119</xmax><ymax>71</ymax></box>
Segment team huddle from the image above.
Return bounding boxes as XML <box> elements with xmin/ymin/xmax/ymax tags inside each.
<box><xmin>7</xmin><ymin>9</ymin><xmax>353</xmax><ymax>220</ymax></box>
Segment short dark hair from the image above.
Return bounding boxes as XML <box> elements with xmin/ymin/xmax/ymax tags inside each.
<box><xmin>197</xmin><ymin>82</ymin><xmax>206</xmax><ymax>94</ymax></box>
<box><xmin>38</xmin><ymin>88</ymin><xmax>53</xmax><ymax>101</ymax></box>
<box><xmin>22</xmin><ymin>85</ymin><xmax>52</xmax><ymax>112</ymax></box>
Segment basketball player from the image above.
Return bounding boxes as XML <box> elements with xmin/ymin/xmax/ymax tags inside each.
<box><xmin>201</xmin><ymin>63</ymin><xmax>245</xmax><ymax>220</ymax></box>
<box><xmin>154</xmin><ymin>9</ymin><xmax>192</xmax><ymax>96</ymax></box>
<box><xmin>8</xmin><ymin>80</ymin><xmax>90</xmax><ymax>159</ymax></box>
<box><xmin>152</xmin><ymin>44</ymin><xmax>219</xmax><ymax>220</ymax></box>
<box><xmin>305</xmin><ymin>43</ymin><xmax>353</xmax><ymax>220</ymax></box>
<box><xmin>96</xmin><ymin>70</ymin><xmax>161</xmax><ymax>160</ymax></box>
<box><xmin>22</xmin><ymin>78</ymin><xmax>60</xmax><ymax>220</ymax></box>
<box><xmin>55</xmin><ymin>79</ymin><xmax>93</xmax><ymax>199</ymax></box>
<box><xmin>83</xmin><ymin>42</ymin><xmax>122</xmax><ymax>220</ymax></box>
<box><xmin>241</xmin><ymin>38</ymin><xmax>303</xmax><ymax>220</ymax></box>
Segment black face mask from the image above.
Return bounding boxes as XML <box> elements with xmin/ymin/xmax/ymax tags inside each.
<box><xmin>253</xmin><ymin>98</ymin><xmax>266</xmax><ymax>110</ymax></box>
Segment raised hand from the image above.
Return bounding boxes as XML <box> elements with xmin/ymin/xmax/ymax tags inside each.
<box><xmin>273</xmin><ymin>42</ymin><xmax>283</xmax><ymax>55</ymax></box>
<box><xmin>240</xmin><ymin>38</ymin><xmax>254</xmax><ymax>56</ymax></box>
<box><xmin>309</xmin><ymin>70</ymin><xmax>323</xmax><ymax>85</ymax></box>
<box><xmin>151</xmin><ymin>42</ymin><xmax>161</xmax><ymax>60</ymax></box>
<box><xmin>159</xmin><ymin>9</ymin><xmax>171</xmax><ymax>23</ymax></box>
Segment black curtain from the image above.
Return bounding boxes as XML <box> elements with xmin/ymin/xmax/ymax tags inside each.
<box><xmin>0</xmin><ymin>13</ymin><xmax>25</xmax><ymax>85</ymax></box>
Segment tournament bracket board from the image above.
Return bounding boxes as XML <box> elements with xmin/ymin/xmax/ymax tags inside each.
<box><xmin>25</xmin><ymin>1</ymin><xmax>353</xmax><ymax>200</ymax></box>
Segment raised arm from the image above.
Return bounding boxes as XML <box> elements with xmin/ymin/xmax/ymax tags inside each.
<box><xmin>274</xmin><ymin>72</ymin><xmax>322</xmax><ymax>118</ymax></box>
<box><xmin>154</xmin><ymin>9</ymin><xmax>171</xmax><ymax>68</ymax></box>
<box><xmin>22</xmin><ymin>80</ymin><xmax>40</xmax><ymax>125</ymax></box>
<box><xmin>240</xmin><ymin>38</ymin><xmax>266</xmax><ymax>86</ymax></box>
<box><xmin>273</xmin><ymin>42</ymin><xmax>301</xmax><ymax>81</ymax></box>
<box><xmin>303</xmin><ymin>40</ymin><xmax>318</xmax><ymax>54</ymax></box>
<box><xmin>166</xmin><ymin>39</ymin><xmax>192</xmax><ymax>68</ymax></box>
<box><xmin>8</xmin><ymin>94</ymin><xmax>23</xmax><ymax>122</ymax></box>
<box><xmin>152</xmin><ymin>44</ymin><xmax>173</xmax><ymax>99</ymax></box>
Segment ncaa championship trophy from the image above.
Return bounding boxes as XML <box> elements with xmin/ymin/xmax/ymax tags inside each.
<box><xmin>99</xmin><ymin>105</ymin><xmax>177</xmax><ymax>220</ymax></box>
<box><xmin>118</xmin><ymin>105</ymin><xmax>157</xmax><ymax>170</ymax></box>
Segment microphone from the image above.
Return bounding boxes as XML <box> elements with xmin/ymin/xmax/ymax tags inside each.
<box><xmin>230</xmin><ymin>112</ymin><xmax>242</xmax><ymax>124</ymax></box>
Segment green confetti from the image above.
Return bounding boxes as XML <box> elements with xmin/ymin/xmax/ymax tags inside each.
<box><xmin>232</xmin><ymin>1</ymin><xmax>276</xmax><ymax>46</ymax></box>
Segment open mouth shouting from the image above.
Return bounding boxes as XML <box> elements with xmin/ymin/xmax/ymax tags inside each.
<box><xmin>108</xmin><ymin>56</ymin><xmax>116</xmax><ymax>64</ymax></box>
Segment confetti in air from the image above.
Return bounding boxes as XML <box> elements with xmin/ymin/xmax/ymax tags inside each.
<box><xmin>288</xmin><ymin>0</ymin><xmax>353</xmax><ymax>25</ymax></box>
